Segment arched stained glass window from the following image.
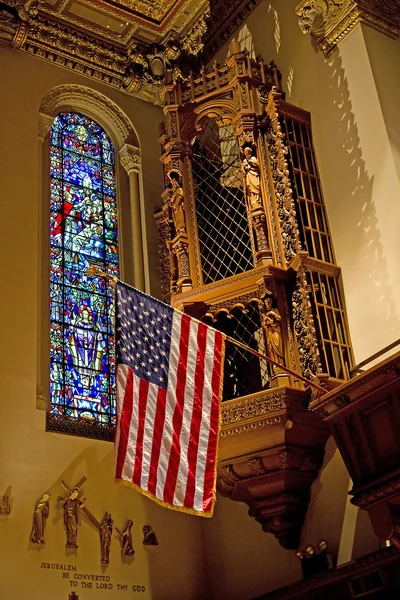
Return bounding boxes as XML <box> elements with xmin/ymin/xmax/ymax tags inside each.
<box><xmin>49</xmin><ymin>112</ymin><xmax>119</xmax><ymax>424</ymax></box>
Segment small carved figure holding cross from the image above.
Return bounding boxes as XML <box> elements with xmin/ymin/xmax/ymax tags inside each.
<box><xmin>57</xmin><ymin>478</ymin><xmax>87</xmax><ymax>549</ymax></box>
<box><xmin>57</xmin><ymin>477</ymin><xmax>113</xmax><ymax>562</ymax></box>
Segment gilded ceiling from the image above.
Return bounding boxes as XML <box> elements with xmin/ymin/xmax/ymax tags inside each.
<box><xmin>0</xmin><ymin>0</ymin><xmax>263</xmax><ymax>103</ymax></box>
<box><xmin>41</xmin><ymin>0</ymin><xmax>208</xmax><ymax>45</ymax></box>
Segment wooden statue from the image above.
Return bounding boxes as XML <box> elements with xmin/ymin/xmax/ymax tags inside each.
<box><xmin>30</xmin><ymin>493</ymin><xmax>50</xmax><ymax>544</ymax></box>
<box><xmin>242</xmin><ymin>147</ymin><xmax>261</xmax><ymax>208</ymax></box>
<box><xmin>262</xmin><ymin>295</ymin><xmax>285</xmax><ymax>370</ymax></box>
<box><xmin>169</xmin><ymin>172</ymin><xmax>186</xmax><ymax>235</ymax></box>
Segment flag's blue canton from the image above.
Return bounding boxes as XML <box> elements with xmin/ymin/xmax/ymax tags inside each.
<box><xmin>116</xmin><ymin>283</ymin><xmax>173</xmax><ymax>391</ymax></box>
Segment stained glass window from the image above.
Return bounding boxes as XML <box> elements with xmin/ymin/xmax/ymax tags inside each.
<box><xmin>49</xmin><ymin>112</ymin><xmax>119</xmax><ymax>424</ymax></box>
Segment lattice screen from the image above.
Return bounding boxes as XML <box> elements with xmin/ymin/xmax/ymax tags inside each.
<box><xmin>306</xmin><ymin>271</ymin><xmax>353</xmax><ymax>380</ymax></box>
<box><xmin>191</xmin><ymin>117</ymin><xmax>254</xmax><ymax>285</ymax></box>
<box><xmin>281</xmin><ymin>115</ymin><xmax>335</xmax><ymax>264</ymax></box>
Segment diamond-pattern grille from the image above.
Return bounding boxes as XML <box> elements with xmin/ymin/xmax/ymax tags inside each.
<box><xmin>192</xmin><ymin>118</ymin><xmax>254</xmax><ymax>284</ymax></box>
<box><xmin>204</xmin><ymin>302</ymin><xmax>270</xmax><ymax>401</ymax></box>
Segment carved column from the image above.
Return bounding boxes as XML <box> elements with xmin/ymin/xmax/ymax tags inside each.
<box><xmin>119</xmin><ymin>144</ymin><xmax>145</xmax><ymax>291</ymax></box>
<box><xmin>154</xmin><ymin>198</ymin><xmax>176</xmax><ymax>303</ymax></box>
<box><xmin>227</xmin><ymin>49</ymin><xmax>273</xmax><ymax>267</ymax></box>
<box><xmin>264</xmin><ymin>89</ymin><xmax>302</xmax><ymax>267</ymax></box>
<box><xmin>159</xmin><ymin>82</ymin><xmax>193</xmax><ymax>292</ymax></box>
<box><xmin>292</xmin><ymin>259</ymin><xmax>322</xmax><ymax>381</ymax></box>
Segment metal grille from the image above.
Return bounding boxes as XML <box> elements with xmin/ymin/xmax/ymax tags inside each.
<box><xmin>281</xmin><ymin>115</ymin><xmax>335</xmax><ymax>264</ymax></box>
<box><xmin>306</xmin><ymin>271</ymin><xmax>353</xmax><ymax>380</ymax></box>
<box><xmin>192</xmin><ymin>118</ymin><xmax>254</xmax><ymax>285</ymax></box>
<box><xmin>204</xmin><ymin>302</ymin><xmax>270</xmax><ymax>401</ymax></box>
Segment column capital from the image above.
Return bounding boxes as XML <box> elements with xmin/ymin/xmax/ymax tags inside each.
<box><xmin>119</xmin><ymin>144</ymin><xmax>141</xmax><ymax>174</ymax></box>
<box><xmin>38</xmin><ymin>113</ymin><xmax>55</xmax><ymax>143</ymax></box>
<box><xmin>295</xmin><ymin>0</ymin><xmax>400</xmax><ymax>55</ymax></box>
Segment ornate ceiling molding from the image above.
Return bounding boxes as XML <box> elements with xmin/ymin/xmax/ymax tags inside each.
<box><xmin>295</xmin><ymin>0</ymin><xmax>400</xmax><ymax>56</ymax></box>
<box><xmin>0</xmin><ymin>0</ymin><xmax>211</xmax><ymax>104</ymax></box>
<box><xmin>40</xmin><ymin>84</ymin><xmax>139</xmax><ymax>148</ymax></box>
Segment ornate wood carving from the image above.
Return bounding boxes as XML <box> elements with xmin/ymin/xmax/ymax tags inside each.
<box><xmin>310</xmin><ymin>351</ymin><xmax>400</xmax><ymax>550</ymax></box>
<box><xmin>292</xmin><ymin>263</ymin><xmax>322</xmax><ymax>380</ymax></box>
<box><xmin>295</xmin><ymin>0</ymin><xmax>400</xmax><ymax>56</ymax></box>
<box><xmin>154</xmin><ymin>207</ymin><xmax>174</xmax><ymax>303</ymax></box>
<box><xmin>218</xmin><ymin>387</ymin><xmax>329</xmax><ymax>549</ymax></box>
<box><xmin>264</xmin><ymin>89</ymin><xmax>302</xmax><ymax>266</ymax></box>
<box><xmin>156</xmin><ymin>45</ymin><xmax>352</xmax><ymax>547</ymax></box>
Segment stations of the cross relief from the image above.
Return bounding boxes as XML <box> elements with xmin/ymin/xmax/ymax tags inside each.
<box><xmin>1</xmin><ymin>477</ymin><xmax>159</xmax><ymax>596</ymax></box>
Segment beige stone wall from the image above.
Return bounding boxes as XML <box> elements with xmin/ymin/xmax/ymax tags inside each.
<box><xmin>0</xmin><ymin>46</ymin><xmax>206</xmax><ymax>600</ymax></box>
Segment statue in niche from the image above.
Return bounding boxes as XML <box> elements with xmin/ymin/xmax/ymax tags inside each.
<box><xmin>242</xmin><ymin>146</ymin><xmax>261</xmax><ymax>208</ymax></box>
<box><xmin>100</xmin><ymin>512</ymin><xmax>113</xmax><ymax>564</ymax></box>
<box><xmin>143</xmin><ymin>525</ymin><xmax>158</xmax><ymax>546</ymax></box>
<box><xmin>61</xmin><ymin>487</ymin><xmax>85</xmax><ymax>549</ymax></box>
<box><xmin>262</xmin><ymin>294</ymin><xmax>285</xmax><ymax>371</ymax></box>
<box><xmin>117</xmin><ymin>520</ymin><xmax>135</xmax><ymax>556</ymax></box>
<box><xmin>169</xmin><ymin>171</ymin><xmax>186</xmax><ymax>235</ymax></box>
<box><xmin>30</xmin><ymin>493</ymin><xmax>50</xmax><ymax>544</ymax></box>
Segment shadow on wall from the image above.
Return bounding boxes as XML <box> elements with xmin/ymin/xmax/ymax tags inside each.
<box><xmin>301</xmin><ymin>439</ymin><xmax>351</xmax><ymax>560</ymax></box>
<box><xmin>230</xmin><ymin>0</ymin><xmax>400</xmax><ymax>361</ymax></box>
<box><xmin>319</xmin><ymin>49</ymin><xmax>400</xmax><ymax>360</ymax></box>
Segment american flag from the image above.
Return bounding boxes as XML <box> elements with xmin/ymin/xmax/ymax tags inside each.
<box><xmin>114</xmin><ymin>281</ymin><xmax>225</xmax><ymax>517</ymax></box>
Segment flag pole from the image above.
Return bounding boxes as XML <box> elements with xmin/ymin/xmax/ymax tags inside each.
<box><xmin>224</xmin><ymin>335</ymin><xmax>326</xmax><ymax>394</ymax></box>
<box><xmin>86</xmin><ymin>266</ymin><xmax>326</xmax><ymax>396</ymax></box>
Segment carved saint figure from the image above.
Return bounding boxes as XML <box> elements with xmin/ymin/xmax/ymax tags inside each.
<box><xmin>143</xmin><ymin>525</ymin><xmax>158</xmax><ymax>546</ymax></box>
<box><xmin>30</xmin><ymin>493</ymin><xmax>50</xmax><ymax>544</ymax></box>
<box><xmin>262</xmin><ymin>295</ymin><xmax>285</xmax><ymax>371</ymax></box>
<box><xmin>100</xmin><ymin>512</ymin><xmax>113</xmax><ymax>563</ymax></box>
<box><xmin>119</xmin><ymin>520</ymin><xmax>135</xmax><ymax>556</ymax></box>
<box><xmin>62</xmin><ymin>488</ymin><xmax>84</xmax><ymax>548</ymax></box>
<box><xmin>242</xmin><ymin>147</ymin><xmax>261</xmax><ymax>207</ymax></box>
<box><xmin>169</xmin><ymin>173</ymin><xmax>186</xmax><ymax>235</ymax></box>
<box><xmin>297</xmin><ymin>2</ymin><xmax>318</xmax><ymax>35</ymax></box>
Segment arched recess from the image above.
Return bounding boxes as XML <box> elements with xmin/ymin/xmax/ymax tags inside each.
<box><xmin>37</xmin><ymin>85</ymin><xmax>147</xmax><ymax>435</ymax></box>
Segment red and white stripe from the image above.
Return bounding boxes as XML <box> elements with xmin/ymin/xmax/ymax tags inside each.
<box><xmin>115</xmin><ymin>312</ymin><xmax>224</xmax><ymax>516</ymax></box>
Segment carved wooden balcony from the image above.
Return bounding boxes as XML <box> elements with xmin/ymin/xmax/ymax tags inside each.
<box><xmin>218</xmin><ymin>386</ymin><xmax>330</xmax><ymax>549</ymax></box>
<box><xmin>156</xmin><ymin>47</ymin><xmax>355</xmax><ymax>550</ymax></box>
<box><xmin>310</xmin><ymin>351</ymin><xmax>400</xmax><ymax>549</ymax></box>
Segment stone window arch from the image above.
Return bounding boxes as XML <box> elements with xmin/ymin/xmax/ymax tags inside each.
<box><xmin>37</xmin><ymin>84</ymin><xmax>146</xmax><ymax>439</ymax></box>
